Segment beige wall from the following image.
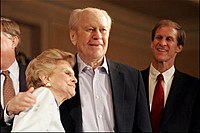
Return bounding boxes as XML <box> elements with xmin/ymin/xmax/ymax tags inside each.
<box><xmin>1</xmin><ymin>0</ymin><xmax>199</xmax><ymax>78</ymax></box>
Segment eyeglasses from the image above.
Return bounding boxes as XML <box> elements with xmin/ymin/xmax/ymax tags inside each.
<box><xmin>0</xmin><ymin>32</ymin><xmax>13</xmax><ymax>39</ymax></box>
<box><xmin>1</xmin><ymin>17</ymin><xmax>12</xmax><ymax>22</ymax></box>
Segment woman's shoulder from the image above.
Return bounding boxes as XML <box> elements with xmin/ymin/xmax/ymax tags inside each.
<box><xmin>33</xmin><ymin>87</ymin><xmax>55</xmax><ymax>104</ymax></box>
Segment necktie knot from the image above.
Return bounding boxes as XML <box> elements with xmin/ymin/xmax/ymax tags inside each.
<box><xmin>2</xmin><ymin>70</ymin><xmax>10</xmax><ymax>77</ymax></box>
<box><xmin>157</xmin><ymin>74</ymin><xmax>163</xmax><ymax>81</ymax></box>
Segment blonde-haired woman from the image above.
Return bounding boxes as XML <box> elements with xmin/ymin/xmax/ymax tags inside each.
<box><xmin>12</xmin><ymin>48</ymin><xmax>77</xmax><ymax>132</ymax></box>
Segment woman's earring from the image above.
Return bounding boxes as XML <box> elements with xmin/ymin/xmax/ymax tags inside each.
<box><xmin>45</xmin><ymin>82</ymin><xmax>51</xmax><ymax>87</ymax></box>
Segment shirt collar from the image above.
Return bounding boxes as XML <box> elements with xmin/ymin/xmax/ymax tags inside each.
<box><xmin>150</xmin><ymin>63</ymin><xmax>175</xmax><ymax>83</ymax></box>
<box><xmin>8</xmin><ymin>60</ymin><xmax>19</xmax><ymax>79</ymax></box>
<box><xmin>77</xmin><ymin>54</ymin><xmax>109</xmax><ymax>74</ymax></box>
<box><xmin>1</xmin><ymin>60</ymin><xmax>19</xmax><ymax>79</ymax></box>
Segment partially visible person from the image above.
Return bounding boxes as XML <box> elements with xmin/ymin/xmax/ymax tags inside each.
<box><xmin>11</xmin><ymin>48</ymin><xmax>77</xmax><ymax>131</ymax></box>
<box><xmin>141</xmin><ymin>19</ymin><xmax>199</xmax><ymax>132</ymax></box>
<box><xmin>59</xmin><ymin>7</ymin><xmax>152</xmax><ymax>132</ymax></box>
<box><xmin>16</xmin><ymin>51</ymin><xmax>31</xmax><ymax>66</ymax></box>
<box><xmin>0</xmin><ymin>17</ymin><xmax>36</xmax><ymax>132</ymax></box>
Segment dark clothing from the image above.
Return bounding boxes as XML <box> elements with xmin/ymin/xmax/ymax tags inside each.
<box><xmin>60</xmin><ymin>59</ymin><xmax>152</xmax><ymax>132</ymax></box>
<box><xmin>141</xmin><ymin>67</ymin><xmax>200</xmax><ymax>132</ymax></box>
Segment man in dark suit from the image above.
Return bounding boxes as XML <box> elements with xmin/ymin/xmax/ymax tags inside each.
<box><xmin>0</xmin><ymin>17</ymin><xmax>36</xmax><ymax>132</ymax></box>
<box><xmin>59</xmin><ymin>7</ymin><xmax>151</xmax><ymax>132</ymax></box>
<box><xmin>141</xmin><ymin>19</ymin><xmax>199</xmax><ymax>132</ymax></box>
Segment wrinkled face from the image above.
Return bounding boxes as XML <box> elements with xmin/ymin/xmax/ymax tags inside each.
<box><xmin>48</xmin><ymin>61</ymin><xmax>77</xmax><ymax>99</ymax></box>
<box><xmin>0</xmin><ymin>30</ymin><xmax>14</xmax><ymax>62</ymax></box>
<box><xmin>151</xmin><ymin>26</ymin><xmax>182</xmax><ymax>64</ymax></box>
<box><xmin>70</xmin><ymin>10</ymin><xmax>111</xmax><ymax>62</ymax></box>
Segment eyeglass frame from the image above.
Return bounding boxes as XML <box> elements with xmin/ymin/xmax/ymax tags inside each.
<box><xmin>0</xmin><ymin>31</ymin><xmax>16</xmax><ymax>39</ymax></box>
<box><xmin>1</xmin><ymin>17</ymin><xmax>12</xmax><ymax>22</ymax></box>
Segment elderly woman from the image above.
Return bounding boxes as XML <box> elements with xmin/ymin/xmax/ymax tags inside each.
<box><xmin>11</xmin><ymin>48</ymin><xmax>77</xmax><ymax>132</ymax></box>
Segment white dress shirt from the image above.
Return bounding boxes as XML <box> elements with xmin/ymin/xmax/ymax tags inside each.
<box><xmin>1</xmin><ymin>60</ymin><xmax>19</xmax><ymax>123</ymax></box>
<box><xmin>11</xmin><ymin>87</ymin><xmax>65</xmax><ymax>132</ymax></box>
<box><xmin>77</xmin><ymin>55</ymin><xmax>114</xmax><ymax>132</ymax></box>
<box><xmin>149</xmin><ymin>64</ymin><xmax>175</xmax><ymax>110</ymax></box>
<box><xmin>1</xmin><ymin>60</ymin><xmax>19</xmax><ymax>108</ymax></box>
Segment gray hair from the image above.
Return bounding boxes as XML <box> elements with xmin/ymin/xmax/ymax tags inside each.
<box><xmin>68</xmin><ymin>7</ymin><xmax>112</xmax><ymax>31</ymax></box>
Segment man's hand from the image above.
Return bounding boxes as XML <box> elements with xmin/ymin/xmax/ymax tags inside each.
<box><xmin>6</xmin><ymin>87</ymin><xmax>36</xmax><ymax>116</ymax></box>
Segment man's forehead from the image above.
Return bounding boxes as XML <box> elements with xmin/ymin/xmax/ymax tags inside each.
<box><xmin>156</xmin><ymin>26</ymin><xmax>177</xmax><ymax>34</ymax></box>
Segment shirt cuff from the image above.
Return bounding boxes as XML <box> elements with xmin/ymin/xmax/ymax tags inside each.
<box><xmin>4</xmin><ymin>105</ymin><xmax>14</xmax><ymax>125</ymax></box>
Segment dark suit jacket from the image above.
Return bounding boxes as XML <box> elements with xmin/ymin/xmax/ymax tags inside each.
<box><xmin>60</xmin><ymin>59</ymin><xmax>152</xmax><ymax>132</ymax></box>
<box><xmin>141</xmin><ymin>67</ymin><xmax>200</xmax><ymax>132</ymax></box>
<box><xmin>0</xmin><ymin>63</ymin><xmax>27</xmax><ymax>132</ymax></box>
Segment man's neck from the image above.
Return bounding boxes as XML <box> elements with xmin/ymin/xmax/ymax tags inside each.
<box><xmin>152</xmin><ymin>60</ymin><xmax>174</xmax><ymax>73</ymax></box>
<box><xmin>1</xmin><ymin>59</ymin><xmax>15</xmax><ymax>71</ymax></box>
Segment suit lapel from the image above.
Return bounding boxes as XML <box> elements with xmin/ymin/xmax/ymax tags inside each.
<box><xmin>161</xmin><ymin>70</ymin><xmax>186</xmax><ymax>127</ymax></box>
<box><xmin>70</xmin><ymin>59</ymin><xmax>82</xmax><ymax>131</ymax></box>
<box><xmin>141</xmin><ymin>67</ymin><xmax>151</xmax><ymax>112</ymax></box>
<box><xmin>107</xmin><ymin>60</ymin><xmax>125</xmax><ymax>131</ymax></box>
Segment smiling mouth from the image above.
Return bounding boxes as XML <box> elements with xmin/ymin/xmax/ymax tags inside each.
<box><xmin>68</xmin><ymin>84</ymin><xmax>76</xmax><ymax>89</ymax></box>
<box><xmin>71</xmin><ymin>85</ymin><xmax>76</xmax><ymax>89</ymax></box>
<box><xmin>157</xmin><ymin>48</ymin><xmax>167</xmax><ymax>52</ymax></box>
<box><xmin>89</xmin><ymin>44</ymin><xmax>103</xmax><ymax>47</ymax></box>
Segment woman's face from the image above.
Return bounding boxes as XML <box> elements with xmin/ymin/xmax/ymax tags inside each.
<box><xmin>48</xmin><ymin>61</ymin><xmax>77</xmax><ymax>100</ymax></box>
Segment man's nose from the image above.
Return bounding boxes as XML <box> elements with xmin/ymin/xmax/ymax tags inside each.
<box><xmin>92</xmin><ymin>30</ymin><xmax>102</xmax><ymax>39</ymax></box>
<box><xmin>159</xmin><ymin>39</ymin><xmax>167</xmax><ymax>46</ymax></box>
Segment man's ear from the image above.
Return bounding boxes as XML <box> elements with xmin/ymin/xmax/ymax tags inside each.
<box><xmin>70</xmin><ymin>30</ymin><xmax>77</xmax><ymax>46</ymax></box>
<box><xmin>176</xmin><ymin>44</ymin><xmax>183</xmax><ymax>53</ymax></box>
<box><xmin>11</xmin><ymin>36</ymin><xmax>19</xmax><ymax>48</ymax></box>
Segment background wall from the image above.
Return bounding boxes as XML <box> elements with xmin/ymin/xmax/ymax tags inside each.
<box><xmin>1</xmin><ymin>0</ymin><xmax>199</xmax><ymax>78</ymax></box>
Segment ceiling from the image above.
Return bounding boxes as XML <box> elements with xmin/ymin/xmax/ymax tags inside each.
<box><xmin>104</xmin><ymin>0</ymin><xmax>199</xmax><ymax>20</ymax></box>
